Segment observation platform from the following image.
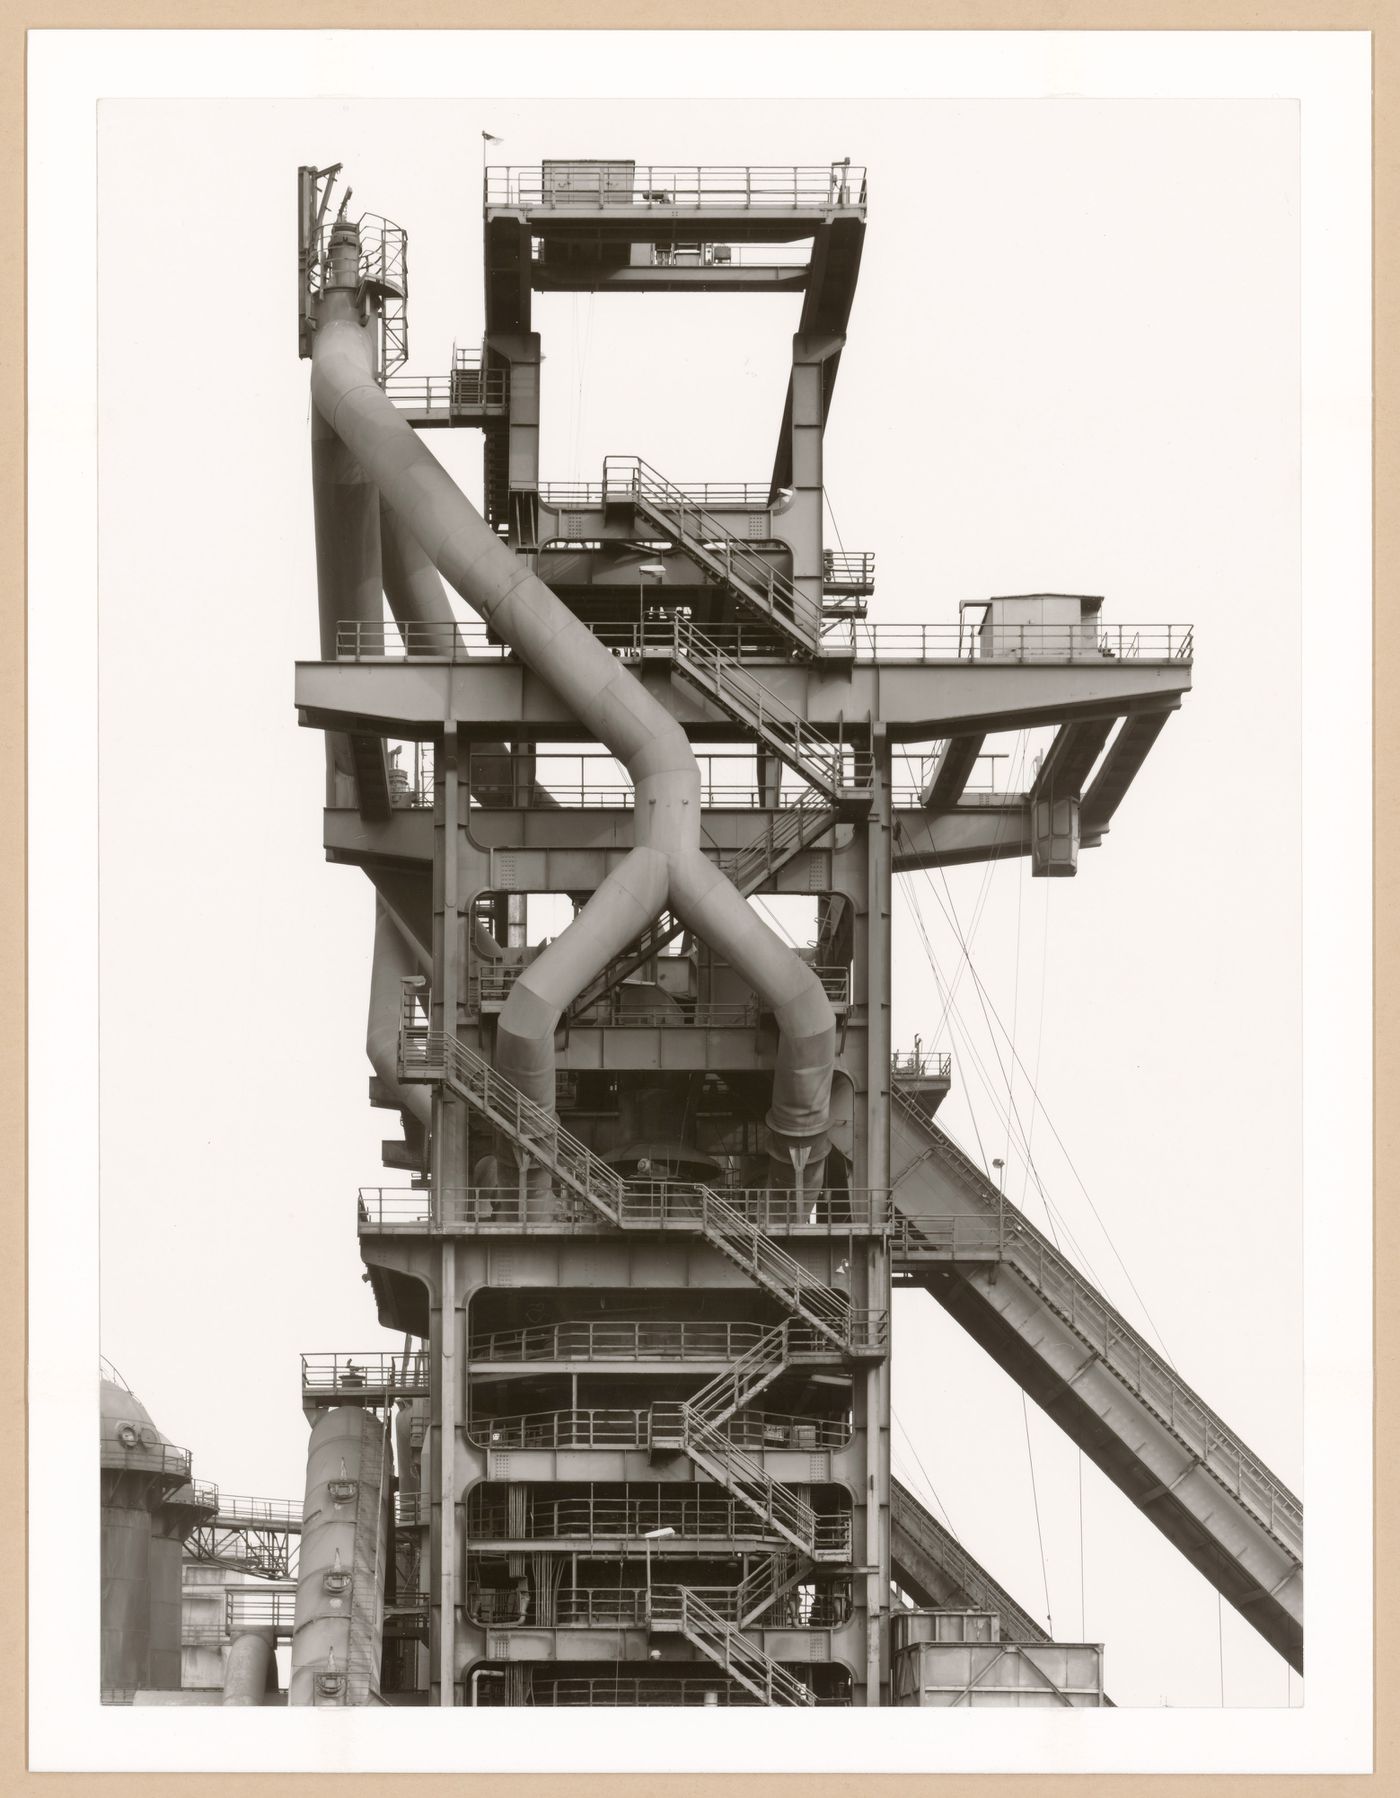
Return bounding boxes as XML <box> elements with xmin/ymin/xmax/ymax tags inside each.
<box><xmin>891</xmin><ymin>1049</ymin><xmax>952</xmax><ymax>1117</ymax></box>
<box><xmin>301</xmin><ymin>1351</ymin><xmax>431</xmax><ymax>1415</ymax></box>
<box><xmin>301</xmin><ymin>615</ymin><xmax>1193</xmax><ymax>747</ymax></box>
<box><xmin>483</xmin><ymin>163</ymin><xmax>865</xmax><ymax>329</ymax></box>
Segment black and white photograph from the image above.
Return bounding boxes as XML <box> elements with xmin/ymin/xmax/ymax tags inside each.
<box><xmin>25</xmin><ymin>25</ymin><xmax>1372</xmax><ymax>1779</ymax></box>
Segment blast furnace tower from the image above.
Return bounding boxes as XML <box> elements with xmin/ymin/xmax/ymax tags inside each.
<box><xmin>288</xmin><ymin>156</ymin><xmax>1302</xmax><ymax>1708</ymax></box>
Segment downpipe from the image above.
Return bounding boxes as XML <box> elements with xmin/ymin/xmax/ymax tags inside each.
<box><xmin>222</xmin><ymin>1629</ymin><xmax>278</xmax><ymax>1706</ymax></box>
<box><xmin>368</xmin><ymin>898</ymin><xmax>432</xmax><ymax>1131</ymax></box>
<box><xmin>310</xmin><ymin>257</ymin><xmax>834</xmax><ymax>1165</ymax></box>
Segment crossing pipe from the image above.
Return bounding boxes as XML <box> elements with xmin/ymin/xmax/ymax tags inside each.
<box><xmin>310</xmin><ymin>252</ymin><xmax>834</xmax><ymax>1162</ymax></box>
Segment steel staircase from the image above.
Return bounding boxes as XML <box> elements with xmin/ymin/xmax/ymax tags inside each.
<box><xmin>652</xmin><ymin>1399</ymin><xmax>840</xmax><ymax>1564</ymax></box>
<box><xmin>734</xmin><ymin>1544</ymin><xmax>808</xmax><ymax>1627</ymax></box>
<box><xmin>668</xmin><ymin>620</ymin><xmax>872</xmax><ymax>817</ymax></box>
<box><xmin>401</xmin><ymin>1013</ymin><xmax>884</xmax><ymax>1693</ymax></box>
<box><xmin>566</xmin><ymin>789</ymin><xmax>836</xmax><ymax>1021</ymax></box>
<box><xmin>604</xmin><ymin>455</ymin><xmax>822</xmax><ymax>651</ymax></box>
<box><xmin>649</xmin><ymin>1322</ymin><xmax>848</xmax><ymax>1564</ymax></box>
<box><xmin>400</xmin><ymin>1018</ymin><xmax>883</xmax><ymax>1359</ymax></box>
<box><xmin>647</xmin><ymin>1584</ymin><xmax>814</xmax><ymax>1706</ymax></box>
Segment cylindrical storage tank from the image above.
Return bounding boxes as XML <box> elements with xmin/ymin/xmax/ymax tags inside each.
<box><xmin>146</xmin><ymin>1514</ymin><xmax>186</xmax><ymax>1691</ymax></box>
<box><xmin>100</xmin><ymin>1486</ymin><xmax>151</xmax><ymax>1702</ymax></box>
<box><xmin>100</xmin><ymin>1373</ymin><xmax>190</xmax><ymax>1702</ymax></box>
<box><xmin>288</xmin><ymin>1408</ymin><xmax>389</xmax><ymax>1706</ymax></box>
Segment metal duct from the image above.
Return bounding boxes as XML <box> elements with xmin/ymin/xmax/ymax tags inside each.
<box><xmin>379</xmin><ymin>496</ymin><xmax>558</xmax><ymax>819</ymax></box>
<box><xmin>368</xmin><ymin>898</ymin><xmax>432</xmax><ymax>1131</ymax></box>
<box><xmin>222</xmin><ymin>1629</ymin><xmax>278</xmax><ymax>1706</ymax></box>
<box><xmin>288</xmin><ymin>1407</ymin><xmax>390</xmax><ymax>1706</ymax></box>
<box><xmin>311</xmin><ymin>278</ymin><xmax>834</xmax><ymax>1157</ymax></box>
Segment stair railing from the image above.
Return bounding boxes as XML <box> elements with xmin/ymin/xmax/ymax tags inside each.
<box><xmin>891</xmin><ymin>1089</ymin><xmax>1302</xmax><ymax>1555</ymax></box>
<box><xmin>671</xmin><ymin>619</ymin><xmax>869</xmax><ymax>800</ymax></box>
<box><xmin>604</xmin><ymin>455</ymin><xmax>822</xmax><ymax>642</ymax></box>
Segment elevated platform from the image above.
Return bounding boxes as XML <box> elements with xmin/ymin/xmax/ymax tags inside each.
<box><xmin>484</xmin><ymin>162</ymin><xmax>865</xmax><ymax>330</ymax></box>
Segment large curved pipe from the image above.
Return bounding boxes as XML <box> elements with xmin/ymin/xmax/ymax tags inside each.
<box><xmin>311</xmin><ymin>262</ymin><xmax>834</xmax><ymax>1153</ymax></box>
<box><xmin>222</xmin><ymin>1628</ymin><xmax>278</xmax><ymax>1706</ymax></box>
<box><xmin>369</xmin><ymin>899</ymin><xmax>432</xmax><ymax>1131</ymax></box>
<box><xmin>380</xmin><ymin>493</ymin><xmax>555</xmax><ymax>822</ymax></box>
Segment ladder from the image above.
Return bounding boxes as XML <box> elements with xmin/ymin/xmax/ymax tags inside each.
<box><xmin>400</xmin><ymin>1019</ymin><xmax>882</xmax><ymax>1357</ymax></box>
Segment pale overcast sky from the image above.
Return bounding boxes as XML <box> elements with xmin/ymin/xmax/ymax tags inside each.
<box><xmin>89</xmin><ymin>93</ymin><xmax>1304</xmax><ymax>1712</ymax></box>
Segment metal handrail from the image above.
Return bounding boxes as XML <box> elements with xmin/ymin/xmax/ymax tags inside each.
<box><xmin>99</xmin><ymin>1433</ymin><xmax>193</xmax><ymax>1479</ymax></box>
<box><xmin>383</xmin><ymin>370</ymin><xmax>509</xmax><ymax>415</ymax></box>
<box><xmin>891</xmin><ymin>1092</ymin><xmax>1301</xmax><ymax>1556</ymax></box>
<box><xmin>331</xmin><ymin>615</ymin><xmax>1194</xmax><ymax>666</ymax></box>
<box><xmin>170</xmin><ymin>1479</ymin><xmax>220</xmax><ymax>1509</ymax></box>
<box><xmin>358</xmin><ymin>1182</ymin><xmax>891</xmax><ymax>1235</ymax></box>
<box><xmin>225</xmin><ymin>1587</ymin><xmax>297</xmax><ymax>1634</ymax></box>
<box><xmin>463</xmin><ymin>746</ymin><xmax>861</xmax><ymax>811</ymax></box>
<box><xmin>528</xmin><ymin>1675</ymin><xmax>761</xmax><ymax>1706</ymax></box>
<box><xmin>486</xmin><ymin>163</ymin><xmax>867</xmax><ymax>213</ymax></box>
<box><xmin>213</xmin><ymin>1495</ymin><xmax>304</xmax><ymax>1528</ymax></box>
<box><xmin>400</xmin><ymin>1018</ymin><xmax>865</xmax><ymax>1350</ymax></box>
<box><xmin>605</xmin><ymin>455</ymin><xmax>822</xmax><ymax>642</ymax></box>
<box><xmin>676</xmin><ymin>1407</ymin><xmax>828</xmax><ymax>1555</ymax></box>
<box><xmin>468</xmin><ymin>1492</ymin><xmax>784</xmax><ymax>1544</ymax></box>
<box><xmin>822</xmin><ymin>550</ymin><xmax>876</xmax><ymax>592</ymax></box>
<box><xmin>470</xmin><ymin>1407</ymin><xmax>650</xmax><ymax>1450</ymax></box>
<box><xmin>891</xmin><ymin>1048</ymin><xmax>953</xmax><ymax>1080</ymax></box>
<box><xmin>468</xmin><ymin>1404</ymin><xmax>850</xmax><ymax>1453</ymax></box>
<box><xmin>684</xmin><ymin>1323</ymin><xmax>811</xmax><ymax>1436</ymax></box>
<box><xmin>470</xmin><ymin>1318</ymin><xmax>773</xmax><ymax>1364</ymax></box>
<box><xmin>734</xmin><ymin>1546</ymin><xmax>803</xmax><ymax>1625</ymax></box>
<box><xmin>300</xmin><ymin>1351</ymin><xmax>430</xmax><ymax>1396</ymax></box>
<box><xmin>310</xmin><ymin>212</ymin><xmax>406</xmax><ymax>298</ymax></box>
<box><xmin>649</xmin><ymin>1584</ymin><xmax>816</xmax><ymax>1706</ymax></box>
<box><xmin>541</xmin><ymin>479</ymin><xmax>771</xmax><ymax>510</ymax></box>
<box><xmin>722</xmin><ymin>789</ymin><xmax>836</xmax><ymax>885</ymax></box>
<box><xmin>670</xmin><ymin>618</ymin><xmax>872</xmax><ymax>797</ymax></box>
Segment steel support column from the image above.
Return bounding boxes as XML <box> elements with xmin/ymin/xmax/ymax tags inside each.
<box><xmin>865</xmin><ymin>724</ymin><xmax>893</xmax><ymax>1703</ymax></box>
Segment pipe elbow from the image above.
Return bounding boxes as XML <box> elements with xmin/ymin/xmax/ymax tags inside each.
<box><xmin>768</xmin><ymin>962</ymin><xmax>837</xmax><ymax>1145</ymax></box>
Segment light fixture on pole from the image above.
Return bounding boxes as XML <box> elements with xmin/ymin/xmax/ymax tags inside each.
<box><xmin>642</xmin><ymin>1524</ymin><xmax>676</xmax><ymax>1618</ymax></box>
<box><xmin>637</xmin><ymin>560</ymin><xmax>667</xmax><ymax>641</ymax></box>
<box><xmin>992</xmin><ymin>1157</ymin><xmax>1006</xmax><ymax>1253</ymax></box>
<box><xmin>480</xmin><ymin>130</ymin><xmax>504</xmax><ymax>203</ymax></box>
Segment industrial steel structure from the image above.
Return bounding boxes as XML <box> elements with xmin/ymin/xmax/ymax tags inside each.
<box><xmin>270</xmin><ymin>154</ymin><xmax>1302</xmax><ymax>1709</ymax></box>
